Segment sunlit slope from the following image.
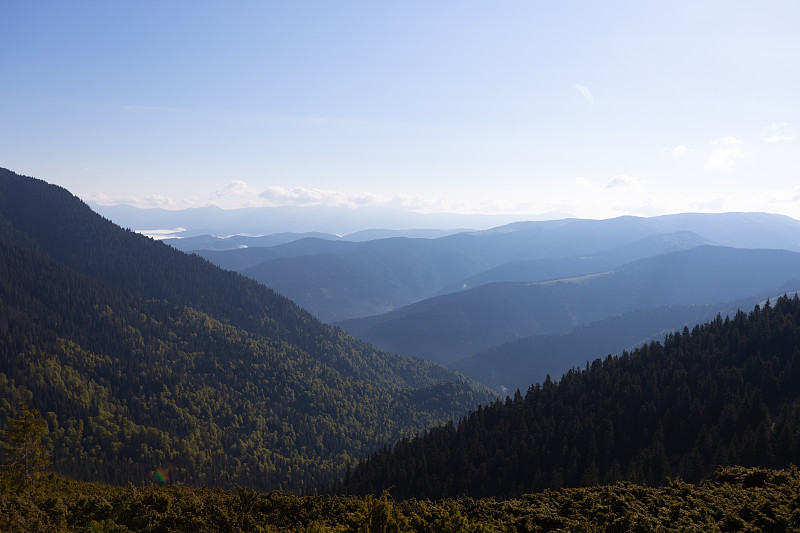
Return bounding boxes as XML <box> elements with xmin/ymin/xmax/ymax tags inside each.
<box><xmin>0</xmin><ymin>167</ymin><xmax>493</xmax><ymax>491</ymax></box>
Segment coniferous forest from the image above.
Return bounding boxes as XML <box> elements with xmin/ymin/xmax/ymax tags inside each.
<box><xmin>0</xmin><ymin>168</ymin><xmax>492</xmax><ymax>492</ymax></box>
<box><xmin>5</xmin><ymin>167</ymin><xmax>800</xmax><ymax>530</ymax></box>
<box><xmin>339</xmin><ymin>294</ymin><xmax>800</xmax><ymax>499</ymax></box>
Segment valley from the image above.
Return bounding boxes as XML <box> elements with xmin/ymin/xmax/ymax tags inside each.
<box><xmin>5</xmin><ymin>2</ymin><xmax>798</xmax><ymax>528</ymax></box>
<box><xmin>180</xmin><ymin>208</ymin><xmax>800</xmax><ymax>393</ymax></box>
<box><xmin>0</xmin><ymin>168</ymin><xmax>493</xmax><ymax>492</ymax></box>
<box><xmin>3</xmin><ymin>168</ymin><xmax>800</xmax><ymax>529</ymax></box>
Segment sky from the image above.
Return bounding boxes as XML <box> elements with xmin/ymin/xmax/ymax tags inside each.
<box><xmin>2</xmin><ymin>1</ymin><xmax>800</xmax><ymax>221</ymax></box>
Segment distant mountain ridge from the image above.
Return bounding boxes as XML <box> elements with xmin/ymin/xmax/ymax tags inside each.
<box><xmin>338</xmin><ymin>246</ymin><xmax>800</xmax><ymax>365</ymax></box>
<box><xmin>91</xmin><ymin>202</ymin><xmax>528</xmax><ymax>237</ymax></box>
<box><xmin>163</xmin><ymin>228</ymin><xmax>472</xmax><ymax>253</ymax></box>
<box><xmin>164</xmin><ymin>232</ymin><xmax>342</xmax><ymax>252</ymax></box>
<box><xmin>187</xmin><ymin>212</ymin><xmax>800</xmax><ymax>324</ymax></box>
<box><xmin>435</xmin><ymin>230</ymin><xmax>710</xmax><ymax>294</ymax></box>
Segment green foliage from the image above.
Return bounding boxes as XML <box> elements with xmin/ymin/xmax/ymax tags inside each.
<box><xmin>348</xmin><ymin>492</ymin><xmax>409</xmax><ymax>532</ymax></box>
<box><xmin>342</xmin><ymin>294</ymin><xmax>800</xmax><ymax>498</ymax></box>
<box><xmin>0</xmin><ymin>167</ymin><xmax>494</xmax><ymax>492</ymax></box>
<box><xmin>0</xmin><ymin>402</ymin><xmax>51</xmax><ymax>490</ymax></box>
<box><xmin>407</xmin><ymin>501</ymin><xmax>489</xmax><ymax>533</ymax></box>
<box><xmin>1</xmin><ymin>467</ymin><xmax>799</xmax><ymax>531</ymax></box>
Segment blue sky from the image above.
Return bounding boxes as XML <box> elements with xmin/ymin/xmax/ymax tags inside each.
<box><xmin>2</xmin><ymin>1</ymin><xmax>799</xmax><ymax>220</ymax></box>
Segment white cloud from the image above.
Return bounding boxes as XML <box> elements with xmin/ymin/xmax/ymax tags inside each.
<box><xmin>218</xmin><ymin>180</ymin><xmax>251</xmax><ymax>194</ymax></box>
<box><xmin>760</xmin><ymin>122</ymin><xmax>797</xmax><ymax>143</ymax></box>
<box><xmin>603</xmin><ymin>174</ymin><xmax>642</xmax><ymax>190</ymax></box>
<box><xmin>572</xmin><ymin>84</ymin><xmax>594</xmax><ymax>106</ymax></box>
<box><xmin>87</xmin><ymin>181</ymin><xmax>465</xmax><ymax>213</ymax></box>
<box><xmin>86</xmin><ymin>192</ymin><xmax>140</xmax><ymax>206</ymax></box>
<box><xmin>704</xmin><ymin>137</ymin><xmax>754</xmax><ymax>170</ymax></box>
<box><xmin>260</xmin><ymin>185</ymin><xmax>349</xmax><ymax>207</ymax></box>
<box><xmin>143</xmin><ymin>195</ymin><xmax>175</xmax><ymax>208</ymax></box>
<box><xmin>257</xmin><ymin>185</ymin><xmax>442</xmax><ymax>211</ymax></box>
<box><xmin>86</xmin><ymin>192</ymin><xmax>176</xmax><ymax>208</ymax></box>
<box><xmin>211</xmin><ymin>180</ymin><xmax>265</xmax><ymax>208</ymax></box>
<box><xmin>671</xmin><ymin>144</ymin><xmax>689</xmax><ymax>157</ymax></box>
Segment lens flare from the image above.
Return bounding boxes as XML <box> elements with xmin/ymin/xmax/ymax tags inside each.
<box><xmin>154</xmin><ymin>466</ymin><xmax>171</xmax><ymax>483</ymax></box>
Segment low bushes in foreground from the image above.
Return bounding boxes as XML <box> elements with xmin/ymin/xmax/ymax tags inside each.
<box><xmin>2</xmin><ymin>466</ymin><xmax>800</xmax><ymax>532</ymax></box>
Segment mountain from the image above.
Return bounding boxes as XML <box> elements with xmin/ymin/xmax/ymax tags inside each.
<box><xmin>339</xmin><ymin>246</ymin><xmax>800</xmax><ymax>364</ymax></box>
<box><xmin>344</xmin><ymin>228</ymin><xmax>472</xmax><ymax>241</ymax></box>
<box><xmin>0</xmin><ymin>167</ymin><xmax>493</xmax><ymax>492</ymax></box>
<box><xmin>163</xmin><ymin>232</ymin><xmax>341</xmax><ymax>252</ymax></box>
<box><xmin>198</xmin><ymin>237</ymin><xmax>363</xmax><ymax>271</ymax></box>
<box><xmin>90</xmin><ymin>203</ymin><xmax>526</xmax><ymax>237</ymax></box>
<box><xmin>433</xmin><ymin>213</ymin><xmax>800</xmax><ymax>268</ymax></box>
<box><xmin>192</xmin><ymin>213</ymin><xmax>800</xmax><ymax>325</ymax></box>
<box><xmin>194</xmin><ymin>235</ymin><xmax>494</xmax><ymax>324</ymax></box>
<box><xmin>451</xmin><ymin>291</ymin><xmax>790</xmax><ymax>392</ymax></box>
<box><xmin>194</xmin><ymin>235</ymin><xmax>500</xmax><ymax>322</ymax></box>
<box><xmin>645</xmin><ymin>211</ymin><xmax>800</xmax><ymax>251</ymax></box>
<box><xmin>166</xmin><ymin>228</ymin><xmax>472</xmax><ymax>253</ymax></box>
<box><xmin>338</xmin><ymin>295</ymin><xmax>800</xmax><ymax>498</ymax></box>
<box><xmin>236</xmin><ymin>238</ymin><xmax>494</xmax><ymax>323</ymax></box>
<box><xmin>220</xmin><ymin>231</ymin><xmax>708</xmax><ymax>324</ymax></box>
<box><xmin>436</xmin><ymin>230</ymin><xmax>709</xmax><ymax>294</ymax></box>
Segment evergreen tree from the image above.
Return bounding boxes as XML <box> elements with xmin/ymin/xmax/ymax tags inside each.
<box><xmin>0</xmin><ymin>402</ymin><xmax>51</xmax><ymax>488</ymax></box>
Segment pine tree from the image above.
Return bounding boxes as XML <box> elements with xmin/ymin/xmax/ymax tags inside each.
<box><xmin>1</xmin><ymin>402</ymin><xmax>51</xmax><ymax>488</ymax></box>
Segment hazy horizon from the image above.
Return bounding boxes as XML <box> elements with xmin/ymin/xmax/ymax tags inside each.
<box><xmin>3</xmin><ymin>2</ymin><xmax>799</xmax><ymax>219</ymax></box>
<box><xmin>88</xmin><ymin>200</ymin><xmax>800</xmax><ymax>239</ymax></box>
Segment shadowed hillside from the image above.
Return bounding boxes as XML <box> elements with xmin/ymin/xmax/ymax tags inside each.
<box><xmin>0</xmin><ymin>167</ymin><xmax>493</xmax><ymax>492</ymax></box>
<box><xmin>339</xmin><ymin>295</ymin><xmax>800</xmax><ymax>498</ymax></box>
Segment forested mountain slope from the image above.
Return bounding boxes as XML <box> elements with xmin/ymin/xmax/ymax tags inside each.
<box><xmin>0</xmin><ymin>167</ymin><xmax>493</xmax><ymax>492</ymax></box>
<box><xmin>199</xmin><ymin>236</ymin><xmax>492</xmax><ymax>322</ymax></box>
<box><xmin>238</xmin><ymin>239</ymin><xmax>491</xmax><ymax>323</ymax></box>
<box><xmin>453</xmin><ymin>284</ymin><xmax>800</xmax><ymax>393</ymax></box>
<box><xmin>339</xmin><ymin>295</ymin><xmax>800</xmax><ymax>498</ymax></box>
<box><xmin>437</xmin><ymin>230</ymin><xmax>708</xmax><ymax>294</ymax></box>
<box><xmin>452</xmin><ymin>302</ymin><xmax>738</xmax><ymax>392</ymax></box>
<box><xmin>340</xmin><ymin>246</ymin><xmax>800</xmax><ymax>363</ymax></box>
<box><xmin>233</xmin><ymin>231</ymin><xmax>706</xmax><ymax>323</ymax></box>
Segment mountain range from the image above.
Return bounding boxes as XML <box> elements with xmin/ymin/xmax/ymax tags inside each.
<box><xmin>90</xmin><ymin>202</ymin><xmax>527</xmax><ymax>238</ymax></box>
<box><xmin>339</xmin><ymin>246</ymin><xmax>800</xmax><ymax>364</ymax></box>
<box><xmin>183</xmin><ymin>213</ymin><xmax>800</xmax><ymax>326</ymax></box>
<box><xmin>137</xmin><ymin>209</ymin><xmax>800</xmax><ymax>394</ymax></box>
